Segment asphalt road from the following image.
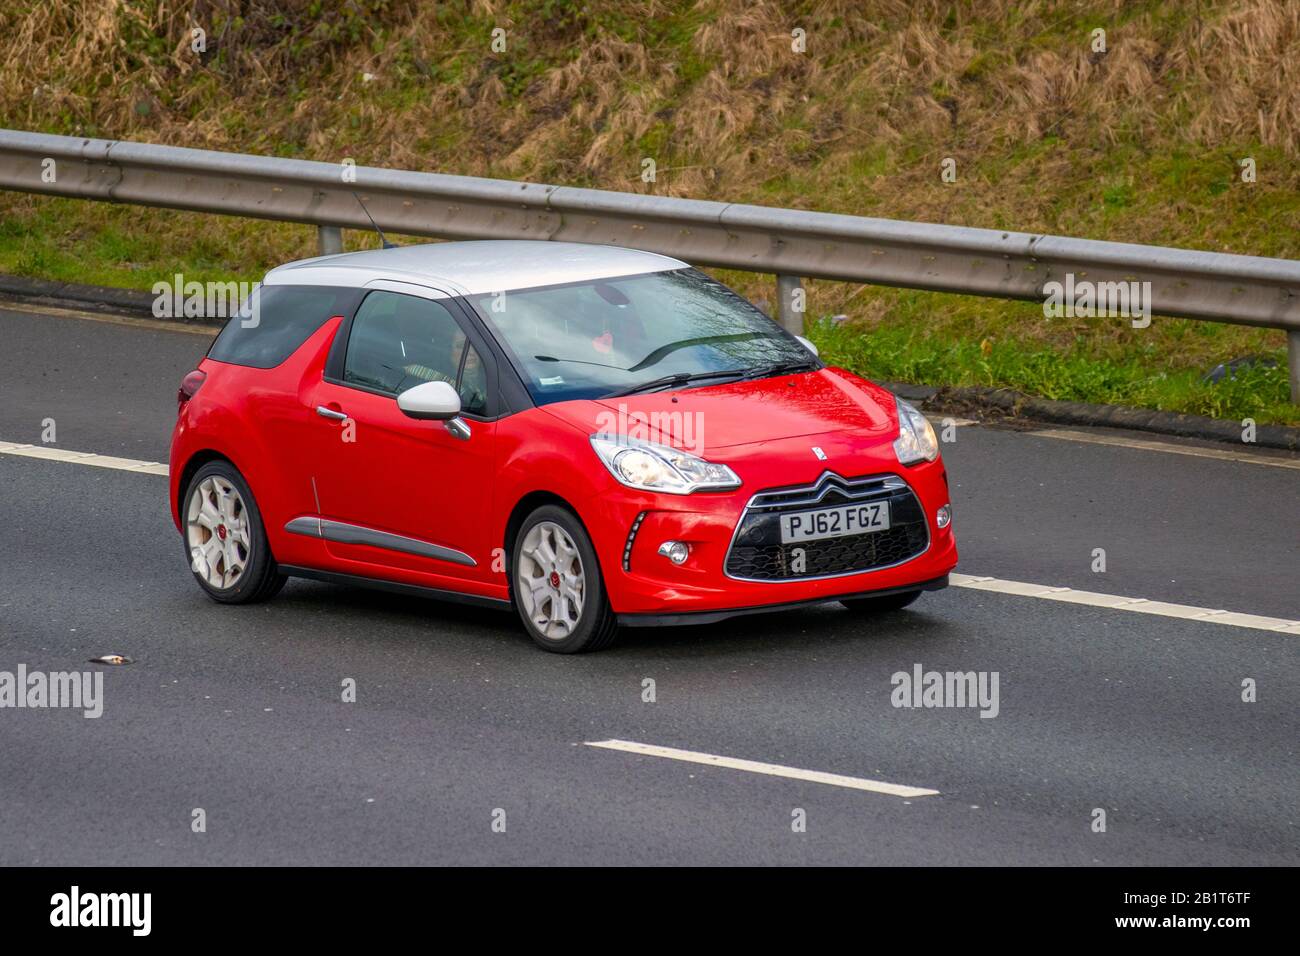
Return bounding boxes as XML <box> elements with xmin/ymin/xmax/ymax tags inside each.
<box><xmin>0</xmin><ymin>304</ymin><xmax>1297</xmax><ymax>865</ymax></box>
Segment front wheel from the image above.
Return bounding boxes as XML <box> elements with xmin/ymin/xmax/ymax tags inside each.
<box><xmin>511</xmin><ymin>505</ymin><xmax>618</xmax><ymax>653</ymax></box>
<box><xmin>182</xmin><ymin>460</ymin><xmax>286</xmax><ymax>604</ymax></box>
<box><xmin>840</xmin><ymin>589</ymin><xmax>921</xmax><ymax>614</ymax></box>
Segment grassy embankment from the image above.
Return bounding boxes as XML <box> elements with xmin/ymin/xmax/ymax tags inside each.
<box><xmin>1</xmin><ymin>0</ymin><xmax>1297</xmax><ymax>422</ymax></box>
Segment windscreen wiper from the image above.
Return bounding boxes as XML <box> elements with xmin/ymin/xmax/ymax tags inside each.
<box><xmin>605</xmin><ymin>368</ymin><xmax>747</xmax><ymax>397</ymax></box>
<box><xmin>535</xmin><ymin>354</ymin><xmax>627</xmax><ymax>371</ymax></box>
<box><xmin>739</xmin><ymin>359</ymin><xmax>821</xmax><ymax>381</ymax></box>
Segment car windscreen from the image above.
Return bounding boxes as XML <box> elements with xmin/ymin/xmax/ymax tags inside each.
<box><xmin>468</xmin><ymin>268</ymin><xmax>814</xmax><ymax>404</ymax></box>
<box><xmin>207</xmin><ymin>285</ymin><xmax>358</xmax><ymax>369</ymax></box>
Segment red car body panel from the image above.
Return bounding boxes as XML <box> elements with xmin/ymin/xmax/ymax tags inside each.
<box><xmin>527</xmin><ymin>369</ymin><xmax>955</xmax><ymax>615</ymax></box>
<box><xmin>171</xmin><ymin>319</ymin><xmax>957</xmax><ymax>622</ymax></box>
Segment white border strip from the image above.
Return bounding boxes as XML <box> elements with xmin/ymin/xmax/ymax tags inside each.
<box><xmin>951</xmin><ymin>573</ymin><xmax>1300</xmax><ymax>633</ymax></box>
<box><xmin>0</xmin><ymin>299</ymin><xmax>218</xmax><ymax>335</ymax></box>
<box><xmin>0</xmin><ymin>441</ymin><xmax>167</xmax><ymax>475</ymax></box>
<box><xmin>1028</xmin><ymin>428</ymin><xmax>1300</xmax><ymax>471</ymax></box>
<box><xmin>584</xmin><ymin>739</ymin><xmax>939</xmax><ymax>798</ymax></box>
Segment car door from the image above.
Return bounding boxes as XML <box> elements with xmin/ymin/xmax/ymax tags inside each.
<box><xmin>304</xmin><ymin>283</ymin><xmax>499</xmax><ymax>587</ymax></box>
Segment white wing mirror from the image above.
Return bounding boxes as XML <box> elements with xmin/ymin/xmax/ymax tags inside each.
<box><xmin>397</xmin><ymin>380</ymin><xmax>461</xmax><ymax>421</ymax></box>
<box><xmin>795</xmin><ymin>335</ymin><xmax>819</xmax><ymax>357</ymax></box>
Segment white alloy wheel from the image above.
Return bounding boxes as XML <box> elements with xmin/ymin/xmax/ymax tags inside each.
<box><xmin>186</xmin><ymin>475</ymin><xmax>251</xmax><ymax>589</ymax></box>
<box><xmin>517</xmin><ymin>520</ymin><xmax>586</xmax><ymax>640</ymax></box>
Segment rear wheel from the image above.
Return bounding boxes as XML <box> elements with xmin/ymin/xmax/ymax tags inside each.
<box><xmin>182</xmin><ymin>460</ymin><xmax>285</xmax><ymax>604</ymax></box>
<box><xmin>840</xmin><ymin>590</ymin><xmax>921</xmax><ymax>613</ymax></box>
<box><xmin>511</xmin><ymin>505</ymin><xmax>618</xmax><ymax>653</ymax></box>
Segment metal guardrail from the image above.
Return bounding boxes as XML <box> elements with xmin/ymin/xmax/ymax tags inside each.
<box><xmin>1</xmin><ymin>128</ymin><xmax>1297</xmax><ymax>401</ymax></box>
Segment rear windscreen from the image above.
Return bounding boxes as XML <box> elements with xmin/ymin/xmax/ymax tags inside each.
<box><xmin>207</xmin><ymin>285</ymin><xmax>358</xmax><ymax>368</ymax></box>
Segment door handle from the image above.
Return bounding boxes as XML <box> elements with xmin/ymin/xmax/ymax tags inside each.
<box><xmin>316</xmin><ymin>405</ymin><xmax>348</xmax><ymax>421</ymax></box>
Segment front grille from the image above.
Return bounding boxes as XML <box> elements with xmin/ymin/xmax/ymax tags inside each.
<box><xmin>724</xmin><ymin>472</ymin><xmax>929</xmax><ymax>581</ymax></box>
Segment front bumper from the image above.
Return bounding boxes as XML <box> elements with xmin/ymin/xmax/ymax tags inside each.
<box><xmin>618</xmin><ymin>574</ymin><xmax>950</xmax><ymax>627</ymax></box>
<box><xmin>586</xmin><ymin>456</ymin><xmax>958</xmax><ymax>619</ymax></box>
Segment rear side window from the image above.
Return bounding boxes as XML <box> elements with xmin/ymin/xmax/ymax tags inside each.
<box><xmin>207</xmin><ymin>285</ymin><xmax>356</xmax><ymax>368</ymax></box>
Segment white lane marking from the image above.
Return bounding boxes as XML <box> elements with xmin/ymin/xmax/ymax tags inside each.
<box><xmin>1027</xmin><ymin>427</ymin><xmax>1300</xmax><ymax>471</ymax></box>
<box><xmin>0</xmin><ymin>441</ymin><xmax>168</xmax><ymax>475</ymax></box>
<box><xmin>950</xmin><ymin>573</ymin><xmax>1300</xmax><ymax>633</ymax></box>
<box><xmin>584</xmin><ymin>739</ymin><xmax>939</xmax><ymax>798</ymax></box>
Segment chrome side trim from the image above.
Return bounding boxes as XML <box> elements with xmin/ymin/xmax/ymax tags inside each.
<box><xmin>722</xmin><ymin>471</ymin><xmax>930</xmax><ymax>583</ymax></box>
<box><xmin>285</xmin><ymin>516</ymin><xmax>323</xmax><ymax>537</ymax></box>
<box><xmin>283</xmin><ymin>516</ymin><xmax>476</xmax><ymax>567</ymax></box>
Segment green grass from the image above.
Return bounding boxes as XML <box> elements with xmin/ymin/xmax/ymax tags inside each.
<box><xmin>808</xmin><ymin>311</ymin><xmax>1296</xmax><ymax>426</ymax></box>
<box><xmin>0</xmin><ymin>198</ymin><xmax>291</xmax><ymax>288</ymax></box>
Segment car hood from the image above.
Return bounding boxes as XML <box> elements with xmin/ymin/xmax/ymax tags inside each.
<box><xmin>541</xmin><ymin>367</ymin><xmax>899</xmax><ymax>454</ymax></box>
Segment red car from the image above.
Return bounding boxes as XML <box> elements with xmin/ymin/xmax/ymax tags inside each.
<box><xmin>170</xmin><ymin>241</ymin><xmax>957</xmax><ymax>652</ymax></box>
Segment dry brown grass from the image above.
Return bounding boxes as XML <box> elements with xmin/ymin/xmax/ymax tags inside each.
<box><xmin>4</xmin><ymin>0</ymin><xmax>1297</xmax><ymax>187</ymax></box>
<box><xmin>1183</xmin><ymin>0</ymin><xmax>1300</xmax><ymax>149</ymax></box>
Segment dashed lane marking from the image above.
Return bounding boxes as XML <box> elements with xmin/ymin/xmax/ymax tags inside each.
<box><xmin>583</xmin><ymin>739</ymin><xmax>940</xmax><ymax>798</ymax></box>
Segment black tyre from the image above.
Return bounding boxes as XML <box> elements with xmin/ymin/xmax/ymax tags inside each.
<box><xmin>181</xmin><ymin>460</ymin><xmax>286</xmax><ymax>605</ymax></box>
<box><xmin>840</xmin><ymin>589</ymin><xmax>922</xmax><ymax>613</ymax></box>
<box><xmin>511</xmin><ymin>504</ymin><xmax>618</xmax><ymax>653</ymax></box>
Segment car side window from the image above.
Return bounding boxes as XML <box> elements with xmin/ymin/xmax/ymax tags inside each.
<box><xmin>344</xmin><ymin>290</ymin><xmax>487</xmax><ymax>415</ymax></box>
<box><xmin>208</xmin><ymin>285</ymin><xmax>357</xmax><ymax>369</ymax></box>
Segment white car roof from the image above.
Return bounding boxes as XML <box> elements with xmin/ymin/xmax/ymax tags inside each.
<box><xmin>263</xmin><ymin>240</ymin><xmax>687</xmax><ymax>297</ymax></box>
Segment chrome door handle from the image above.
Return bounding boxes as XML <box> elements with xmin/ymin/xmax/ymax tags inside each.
<box><xmin>316</xmin><ymin>405</ymin><xmax>348</xmax><ymax>421</ymax></box>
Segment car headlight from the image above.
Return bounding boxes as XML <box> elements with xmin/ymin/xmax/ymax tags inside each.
<box><xmin>590</xmin><ymin>435</ymin><xmax>740</xmax><ymax>494</ymax></box>
<box><xmin>893</xmin><ymin>397</ymin><xmax>939</xmax><ymax>465</ymax></box>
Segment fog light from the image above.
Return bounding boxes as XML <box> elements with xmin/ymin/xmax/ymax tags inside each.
<box><xmin>936</xmin><ymin>504</ymin><xmax>952</xmax><ymax>529</ymax></box>
<box><xmin>658</xmin><ymin>540</ymin><xmax>690</xmax><ymax>565</ymax></box>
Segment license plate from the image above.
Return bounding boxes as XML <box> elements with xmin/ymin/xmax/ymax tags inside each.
<box><xmin>779</xmin><ymin>501</ymin><xmax>891</xmax><ymax>544</ymax></box>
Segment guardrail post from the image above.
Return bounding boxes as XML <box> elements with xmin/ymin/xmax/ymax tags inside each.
<box><xmin>777</xmin><ymin>274</ymin><xmax>804</xmax><ymax>335</ymax></box>
<box><xmin>317</xmin><ymin>225</ymin><xmax>343</xmax><ymax>256</ymax></box>
<box><xmin>1289</xmin><ymin>329</ymin><xmax>1300</xmax><ymax>404</ymax></box>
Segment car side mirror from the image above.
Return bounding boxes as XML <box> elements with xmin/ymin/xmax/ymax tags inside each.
<box><xmin>795</xmin><ymin>335</ymin><xmax>819</xmax><ymax>358</ymax></box>
<box><xmin>397</xmin><ymin>380</ymin><xmax>461</xmax><ymax>421</ymax></box>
